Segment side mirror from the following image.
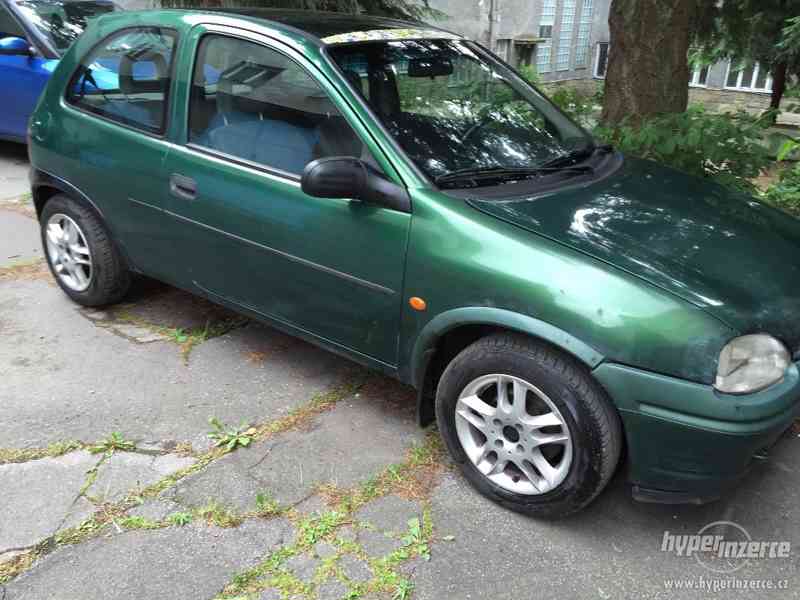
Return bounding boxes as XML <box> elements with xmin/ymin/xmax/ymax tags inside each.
<box><xmin>0</xmin><ymin>36</ymin><xmax>32</xmax><ymax>56</ymax></box>
<box><xmin>302</xmin><ymin>157</ymin><xmax>410</xmax><ymax>212</ymax></box>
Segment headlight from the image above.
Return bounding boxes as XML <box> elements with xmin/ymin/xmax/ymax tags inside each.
<box><xmin>714</xmin><ymin>335</ymin><xmax>791</xmax><ymax>394</ymax></box>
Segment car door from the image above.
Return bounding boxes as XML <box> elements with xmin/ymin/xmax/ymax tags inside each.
<box><xmin>163</xmin><ymin>26</ymin><xmax>410</xmax><ymax>367</ymax></box>
<box><xmin>0</xmin><ymin>1</ymin><xmax>54</xmax><ymax>141</ymax></box>
<box><xmin>58</xmin><ymin>26</ymin><xmax>179</xmax><ymax>280</ymax></box>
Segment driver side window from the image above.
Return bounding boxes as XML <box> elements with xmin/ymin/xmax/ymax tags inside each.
<box><xmin>188</xmin><ymin>35</ymin><xmax>367</xmax><ymax>176</ymax></box>
<box><xmin>0</xmin><ymin>4</ymin><xmax>24</xmax><ymax>38</ymax></box>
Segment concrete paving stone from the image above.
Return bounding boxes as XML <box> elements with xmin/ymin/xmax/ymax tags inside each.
<box><xmin>358</xmin><ymin>529</ymin><xmax>403</xmax><ymax>559</ymax></box>
<box><xmin>0</xmin><ymin>451</ymin><xmax>97</xmax><ymax>553</ymax></box>
<box><xmin>413</xmin><ymin>433</ymin><xmax>800</xmax><ymax>600</ymax></box>
<box><xmin>339</xmin><ymin>555</ymin><xmax>371</xmax><ymax>582</ymax></box>
<box><xmin>0</xmin><ymin>141</ymin><xmax>29</xmax><ymax>201</ymax></box>
<box><xmin>354</xmin><ymin>495</ymin><xmax>422</xmax><ymax>535</ymax></box>
<box><xmin>88</xmin><ymin>452</ymin><xmax>196</xmax><ymax>502</ymax></box>
<box><xmin>0</xmin><ymin>279</ymin><xmax>358</xmax><ymax>451</ymax></box>
<box><xmin>258</xmin><ymin>589</ymin><xmax>281</xmax><ymax>600</ymax></box>
<box><xmin>295</xmin><ymin>495</ymin><xmax>329</xmax><ymax>516</ymax></box>
<box><xmin>0</xmin><ymin>209</ymin><xmax>41</xmax><ymax>268</ymax></box>
<box><xmin>285</xmin><ymin>553</ymin><xmax>320</xmax><ymax>582</ymax></box>
<box><xmin>336</xmin><ymin>525</ymin><xmax>358</xmax><ymax>543</ymax></box>
<box><xmin>313</xmin><ymin>541</ymin><xmax>338</xmax><ymax>559</ymax></box>
<box><xmin>166</xmin><ymin>384</ymin><xmax>422</xmax><ymax>509</ymax></box>
<box><xmin>128</xmin><ymin>499</ymin><xmax>184</xmax><ymax>522</ymax></box>
<box><xmin>317</xmin><ymin>579</ymin><xmax>348</xmax><ymax>600</ymax></box>
<box><xmin>4</xmin><ymin>518</ymin><xmax>293</xmax><ymax>600</ymax></box>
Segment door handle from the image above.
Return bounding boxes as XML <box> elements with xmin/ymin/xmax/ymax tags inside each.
<box><xmin>169</xmin><ymin>173</ymin><xmax>197</xmax><ymax>201</ymax></box>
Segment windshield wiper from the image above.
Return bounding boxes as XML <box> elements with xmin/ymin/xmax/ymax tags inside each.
<box><xmin>540</xmin><ymin>143</ymin><xmax>614</xmax><ymax>170</ymax></box>
<box><xmin>435</xmin><ymin>164</ymin><xmax>595</xmax><ymax>187</ymax></box>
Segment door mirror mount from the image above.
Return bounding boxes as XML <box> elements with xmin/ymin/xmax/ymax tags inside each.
<box><xmin>0</xmin><ymin>36</ymin><xmax>32</xmax><ymax>56</ymax></box>
<box><xmin>302</xmin><ymin>157</ymin><xmax>410</xmax><ymax>213</ymax></box>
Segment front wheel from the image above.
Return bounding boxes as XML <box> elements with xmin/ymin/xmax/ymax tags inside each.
<box><xmin>435</xmin><ymin>333</ymin><xmax>622</xmax><ymax>518</ymax></box>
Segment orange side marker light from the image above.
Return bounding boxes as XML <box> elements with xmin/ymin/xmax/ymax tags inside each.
<box><xmin>409</xmin><ymin>297</ymin><xmax>427</xmax><ymax>311</ymax></box>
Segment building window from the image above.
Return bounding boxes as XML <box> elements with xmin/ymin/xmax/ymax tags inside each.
<box><xmin>689</xmin><ymin>65</ymin><xmax>709</xmax><ymax>87</ymax></box>
<box><xmin>495</xmin><ymin>38</ymin><xmax>512</xmax><ymax>62</ymax></box>
<box><xmin>537</xmin><ymin>43</ymin><xmax>552</xmax><ymax>73</ymax></box>
<box><xmin>594</xmin><ymin>42</ymin><xmax>609</xmax><ymax>78</ymax></box>
<box><xmin>517</xmin><ymin>44</ymin><xmax>535</xmax><ymax>67</ymax></box>
<box><xmin>725</xmin><ymin>60</ymin><xmax>772</xmax><ymax>92</ymax></box>
<box><xmin>537</xmin><ymin>0</ymin><xmax>556</xmax><ymax>73</ymax></box>
<box><xmin>575</xmin><ymin>0</ymin><xmax>593</xmax><ymax>68</ymax></box>
<box><xmin>557</xmin><ymin>0</ymin><xmax>577</xmax><ymax>71</ymax></box>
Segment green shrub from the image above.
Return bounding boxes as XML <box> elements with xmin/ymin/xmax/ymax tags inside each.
<box><xmin>763</xmin><ymin>165</ymin><xmax>800</xmax><ymax>215</ymax></box>
<box><xmin>549</xmin><ymin>85</ymin><xmax>604</xmax><ymax>128</ymax></box>
<box><xmin>594</xmin><ymin>105</ymin><xmax>773</xmax><ymax>192</ymax></box>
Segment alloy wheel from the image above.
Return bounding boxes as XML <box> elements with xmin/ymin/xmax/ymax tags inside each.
<box><xmin>45</xmin><ymin>213</ymin><xmax>93</xmax><ymax>292</ymax></box>
<box><xmin>454</xmin><ymin>374</ymin><xmax>573</xmax><ymax>495</ymax></box>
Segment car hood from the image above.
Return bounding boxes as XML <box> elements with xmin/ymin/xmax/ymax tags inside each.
<box><xmin>469</xmin><ymin>157</ymin><xmax>800</xmax><ymax>354</ymax></box>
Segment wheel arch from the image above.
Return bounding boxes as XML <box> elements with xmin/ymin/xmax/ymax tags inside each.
<box><xmin>410</xmin><ymin>307</ymin><xmax>605</xmax><ymax>427</ymax></box>
<box><xmin>31</xmin><ymin>169</ymin><xmax>136</xmax><ymax>271</ymax></box>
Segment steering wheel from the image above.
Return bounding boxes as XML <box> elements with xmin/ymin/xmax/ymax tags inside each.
<box><xmin>462</xmin><ymin>114</ymin><xmax>494</xmax><ymax>144</ymax></box>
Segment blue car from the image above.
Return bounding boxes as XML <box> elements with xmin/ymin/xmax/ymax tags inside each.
<box><xmin>0</xmin><ymin>0</ymin><xmax>117</xmax><ymax>142</ymax></box>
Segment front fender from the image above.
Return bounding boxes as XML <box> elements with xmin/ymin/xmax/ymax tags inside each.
<box><xmin>408</xmin><ymin>306</ymin><xmax>605</xmax><ymax>391</ymax></box>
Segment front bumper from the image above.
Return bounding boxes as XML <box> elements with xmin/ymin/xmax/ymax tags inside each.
<box><xmin>594</xmin><ymin>362</ymin><xmax>800</xmax><ymax>504</ymax></box>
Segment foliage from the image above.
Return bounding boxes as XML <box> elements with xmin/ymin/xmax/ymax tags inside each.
<box><xmin>549</xmin><ymin>85</ymin><xmax>604</xmax><ymax>129</ymax></box>
<box><xmin>595</xmin><ymin>105</ymin><xmax>773</xmax><ymax>192</ymax></box>
<box><xmin>89</xmin><ymin>432</ymin><xmax>136</xmax><ymax>455</ymax></box>
<box><xmin>167</xmin><ymin>511</ymin><xmax>193</xmax><ymax>526</ymax></box>
<box><xmin>399</xmin><ymin>517</ymin><xmax>430</xmax><ymax>561</ymax></box>
<box><xmin>762</xmin><ymin>139</ymin><xmax>800</xmax><ymax>215</ymax></box>
<box><xmin>207</xmin><ymin>417</ymin><xmax>255</xmax><ymax>451</ymax></box>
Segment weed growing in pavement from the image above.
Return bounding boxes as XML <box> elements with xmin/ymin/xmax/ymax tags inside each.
<box><xmin>207</xmin><ymin>417</ymin><xmax>256</xmax><ymax>451</ymax></box>
<box><xmin>118</xmin><ymin>515</ymin><xmax>161</xmax><ymax>530</ymax></box>
<box><xmin>254</xmin><ymin>492</ymin><xmax>282</xmax><ymax>517</ymax></box>
<box><xmin>89</xmin><ymin>432</ymin><xmax>136</xmax><ymax>455</ymax></box>
<box><xmin>167</xmin><ymin>511</ymin><xmax>193</xmax><ymax>526</ymax></box>
<box><xmin>0</xmin><ymin>440</ymin><xmax>83</xmax><ymax>464</ymax></box>
<box><xmin>196</xmin><ymin>500</ymin><xmax>243</xmax><ymax>528</ymax></box>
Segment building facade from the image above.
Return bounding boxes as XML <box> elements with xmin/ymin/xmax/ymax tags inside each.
<box><xmin>429</xmin><ymin>0</ymin><xmax>777</xmax><ymax>112</ymax></box>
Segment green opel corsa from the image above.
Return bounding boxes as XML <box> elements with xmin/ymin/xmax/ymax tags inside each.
<box><xmin>28</xmin><ymin>8</ymin><xmax>800</xmax><ymax>518</ymax></box>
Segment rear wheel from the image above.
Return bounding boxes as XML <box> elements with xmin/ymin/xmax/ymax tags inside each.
<box><xmin>41</xmin><ymin>195</ymin><xmax>130</xmax><ymax>306</ymax></box>
<box><xmin>435</xmin><ymin>333</ymin><xmax>622</xmax><ymax>518</ymax></box>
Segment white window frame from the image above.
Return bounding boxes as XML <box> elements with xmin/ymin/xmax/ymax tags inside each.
<box><xmin>724</xmin><ymin>60</ymin><xmax>773</xmax><ymax>93</ymax></box>
<box><xmin>689</xmin><ymin>65</ymin><xmax>709</xmax><ymax>88</ymax></box>
<box><xmin>537</xmin><ymin>42</ymin><xmax>552</xmax><ymax>74</ymax></box>
<box><xmin>593</xmin><ymin>42</ymin><xmax>609</xmax><ymax>79</ymax></box>
<box><xmin>557</xmin><ymin>0</ymin><xmax>577</xmax><ymax>71</ymax></box>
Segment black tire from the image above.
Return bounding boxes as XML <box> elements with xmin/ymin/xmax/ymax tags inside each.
<box><xmin>435</xmin><ymin>333</ymin><xmax>622</xmax><ymax>518</ymax></box>
<box><xmin>40</xmin><ymin>194</ymin><xmax>130</xmax><ymax>306</ymax></box>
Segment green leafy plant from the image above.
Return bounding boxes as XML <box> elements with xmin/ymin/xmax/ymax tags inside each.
<box><xmin>392</xmin><ymin>579</ymin><xmax>414</xmax><ymax>600</ymax></box>
<box><xmin>549</xmin><ymin>84</ymin><xmax>604</xmax><ymax>128</ymax></box>
<box><xmin>167</xmin><ymin>511</ymin><xmax>193</xmax><ymax>526</ymax></box>
<box><xmin>255</xmin><ymin>492</ymin><xmax>281</xmax><ymax>517</ymax></box>
<box><xmin>595</xmin><ymin>105</ymin><xmax>774</xmax><ymax>192</ymax></box>
<box><xmin>207</xmin><ymin>417</ymin><xmax>255</xmax><ymax>451</ymax></box>
<box><xmin>89</xmin><ymin>432</ymin><xmax>136</xmax><ymax>455</ymax></box>
<box><xmin>400</xmin><ymin>517</ymin><xmax>430</xmax><ymax>561</ymax></box>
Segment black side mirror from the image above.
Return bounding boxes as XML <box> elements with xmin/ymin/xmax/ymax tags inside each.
<box><xmin>0</xmin><ymin>36</ymin><xmax>32</xmax><ymax>56</ymax></box>
<box><xmin>302</xmin><ymin>157</ymin><xmax>410</xmax><ymax>212</ymax></box>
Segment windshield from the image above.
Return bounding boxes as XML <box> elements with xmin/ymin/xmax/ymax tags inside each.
<box><xmin>328</xmin><ymin>38</ymin><xmax>593</xmax><ymax>185</ymax></box>
<box><xmin>15</xmin><ymin>0</ymin><xmax>116</xmax><ymax>54</ymax></box>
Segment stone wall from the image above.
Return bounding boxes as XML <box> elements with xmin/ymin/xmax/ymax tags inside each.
<box><xmin>689</xmin><ymin>88</ymin><xmax>773</xmax><ymax>113</ymax></box>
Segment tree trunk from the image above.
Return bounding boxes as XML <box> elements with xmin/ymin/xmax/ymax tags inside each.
<box><xmin>601</xmin><ymin>0</ymin><xmax>696</xmax><ymax>126</ymax></box>
<box><xmin>770</xmin><ymin>61</ymin><xmax>788</xmax><ymax>112</ymax></box>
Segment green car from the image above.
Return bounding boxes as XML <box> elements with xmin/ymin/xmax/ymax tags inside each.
<box><xmin>28</xmin><ymin>8</ymin><xmax>800</xmax><ymax>518</ymax></box>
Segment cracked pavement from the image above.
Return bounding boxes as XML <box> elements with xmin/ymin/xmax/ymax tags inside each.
<box><xmin>1</xmin><ymin>140</ymin><xmax>800</xmax><ymax>599</ymax></box>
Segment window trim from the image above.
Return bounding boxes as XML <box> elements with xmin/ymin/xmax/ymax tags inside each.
<box><xmin>185</xmin><ymin>27</ymin><xmax>393</xmax><ymax>186</ymax></box>
<box><xmin>689</xmin><ymin>65</ymin><xmax>709</xmax><ymax>88</ymax></box>
<box><xmin>593</xmin><ymin>42</ymin><xmax>609</xmax><ymax>79</ymax></box>
<box><xmin>63</xmin><ymin>26</ymin><xmax>179</xmax><ymax>140</ymax></box>
<box><xmin>724</xmin><ymin>60</ymin><xmax>773</xmax><ymax>93</ymax></box>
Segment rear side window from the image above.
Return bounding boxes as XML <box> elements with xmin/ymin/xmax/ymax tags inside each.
<box><xmin>66</xmin><ymin>27</ymin><xmax>176</xmax><ymax>135</ymax></box>
<box><xmin>188</xmin><ymin>34</ymin><xmax>366</xmax><ymax>176</ymax></box>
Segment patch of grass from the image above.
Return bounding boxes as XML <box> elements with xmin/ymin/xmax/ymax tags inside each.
<box><xmin>208</xmin><ymin>417</ymin><xmax>256</xmax><ymax>451</ymax></box>
<box><xmin>254</xmin><ymin>492</ymin><xmax>281</xmax><ymax>518</ymax></box>
<box><xmin>196</xmin><ymin>500</ymin><xmax>243</xmax><ymax>528</ymax></box>
<box><xmin>0</xmin><ymin>258</ymin><xmax>48</xmax><ymax>282</ymax></box>
<box><xmin>392</xmin><ymin>578</ymin><xmax>414</xmax><ymax>600</ymax></box>
<box><xmin>0</xmin><ymin>548</ymin><xmax>41</xmax><ymax>584</ymax></box>
<box><xmin>89</xmin><ymin>432</ymin><xmax>136</xmax><ymax>455</ymax></box>
<box><xmin>297</xmin><ymin>511</ymin><xmax>347</xmax><ymax>547</ymax></box>
<box><xmin>0</xmin><ymin>440</ymin><xmax>83</xmax><ymax>465</ymax></box>
<box><xmin>118</xmin><ymin>515</ymin><xmax>161</xmax><ymax>530</ymax></box>
<box><xmin>167</xmin><ymin>511</ymin><xmax>193</xmax><ymax>526</ymax></box>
